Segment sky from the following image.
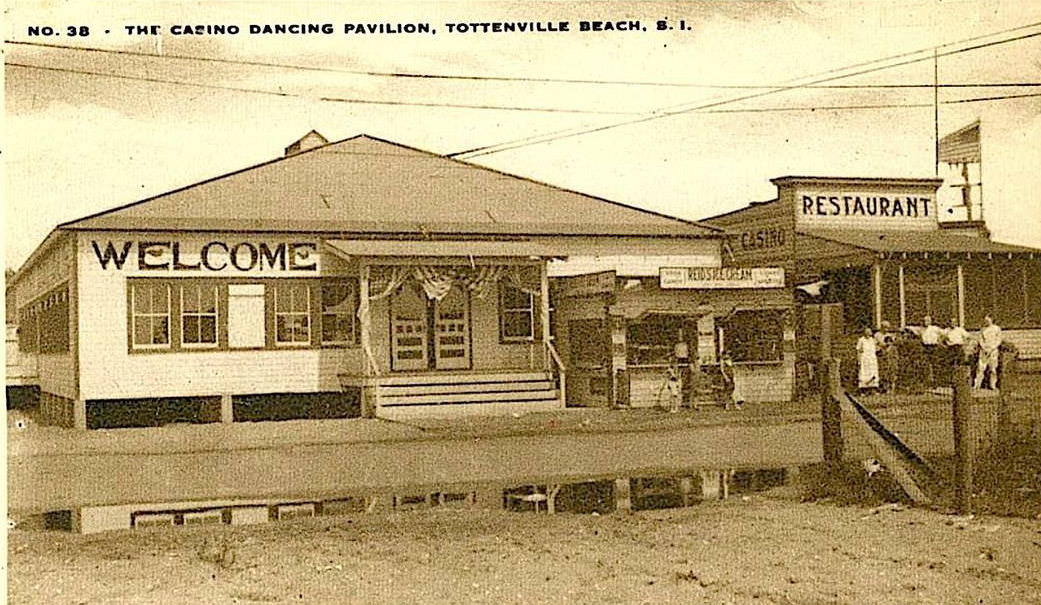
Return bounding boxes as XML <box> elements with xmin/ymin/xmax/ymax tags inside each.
<box><xmin>4</xmin><ymin>0</ymin><xmax>1041</xmax><ymax>269</ymax></box>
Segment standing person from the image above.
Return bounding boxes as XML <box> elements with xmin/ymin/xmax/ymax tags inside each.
<box><xmin>974</xmin><ymin>315</ymin><xmax>1003</xmax><ymax>390</ymax></box>
<box><xmin>920</xmin><ymin>315</ymin><xmax>944</xmax><ymax>387</ymax></box>
<box><xmin>659</xmin><ymin>363</ymin><xmax>682</xmax><ymax>413</ymax></box>
<box><xmin>944</xmin><ymin>318</ymin><xmax>968</xmax><ymax>365</ymax></box>
<box><xmin>674</xmin><ymin>328</ymin><xmax>691</xmax><ymax>409</ymax></box>
<box><xmin>857</xmin><ymin>327</ymin><xmax>880</xmax><ymax>393</ymax></box>
<box><xmin>720</xmin><ymin>351</ymin><xmax>744</xmax><ymax>410</ymax></box>
<box><xmin>874</xmin><ymin>321</ymin><xmax>895</xmax><ymax>392</ymax></box>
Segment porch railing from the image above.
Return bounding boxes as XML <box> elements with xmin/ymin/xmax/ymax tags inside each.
<box><xmin>545</xmin><ymin>340</ymin><xmax>567</xmax><ymax>408</ymax></box>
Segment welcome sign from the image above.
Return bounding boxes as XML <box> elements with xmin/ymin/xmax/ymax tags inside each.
<box><xmin>89</xmin><ymin>239</ymin><xmax>320</xmax><ymax>274</ymax></box>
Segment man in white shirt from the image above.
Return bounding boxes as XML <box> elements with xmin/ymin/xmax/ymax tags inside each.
<box><xmin>974</xmin><ymin>315</ymin><xmax>1003</xmax><ymax>390</ymax></box>
<box><xmin>920</xmin><ymin>316</ymin><xmax>944</xmax><ymax>387</ymax></box>
<box><xmin>943</xmin><ymin>318</ymin><xmax>969</xmax><ymax>384</ymax></box>
<box><xmin>945</xmin><ymin>318</ymin><xmax>967</xmax><ymax>347</ymax></box>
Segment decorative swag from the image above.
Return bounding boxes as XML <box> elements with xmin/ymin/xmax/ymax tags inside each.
<box><xmin>355</xmin><ymin>264</ymin><xmax>541</xmax><ymax>374</ymax></box>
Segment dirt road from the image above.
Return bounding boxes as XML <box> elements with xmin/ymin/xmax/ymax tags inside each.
<box><xmin>9</xmin><ymin>492</ymin><xmax>1041</xmax><ymax>605</ymax></box>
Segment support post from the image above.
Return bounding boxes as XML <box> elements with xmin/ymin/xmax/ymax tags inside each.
<box><xmin>872</xmin><ymin>263</ymin><xmax>882</xmax><ymax>328</ymax></box>
<box><xmin>220</xmin><ymin>393</ymin><xmax>234</xmax><ymax>424</ymax></box>
<box><xmin>822</xmin><ymin>358</ymin><xmax>844</xmax><ymax>468</ymax></box>
<box><xmin>898</xmin><ymin>264</ymin><xmax>906</xmax><ymax>328</ymax></box>
<box><xmin>997</xmin><ymin>349</ymin><xmax>1016</xmax><ymax>447</ymax></box>
<box><xmin>956</xmin><ymin>264</ymin><xmax>965</xmax><ymax>328</ymax></box>
<box><xmin>539</xmin><ymin>262</ymin><xmax>551</xmax><ymax>370</ymax></box>
<box><xmin>73</xmin><ymin>399</ymin><xmax>87</xmax><ymax>430</ymax></box>
<box><xmin>359</xmin><ymin>264</ymin><xmax>374</xmax><ymax>418</ymax></box>
<box><xmin>614</xmin><ymin>478</ymin><xmax>632</xmax><ymax>514</ymax></box>
<box><xmin>952</xmin><ymin>364</ymin><xmax>974</xmax><ymax>515</ymax></box>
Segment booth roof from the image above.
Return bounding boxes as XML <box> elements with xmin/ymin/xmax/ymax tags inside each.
<box><xmin>58</xmin><ymin>135</ymin><xmax>717</xmax><ymax>238</ymax></box>
<box><xmin>799</xmin><ymin>228</ymin><xmax>1039</xmax><ymax>255</ymax></box>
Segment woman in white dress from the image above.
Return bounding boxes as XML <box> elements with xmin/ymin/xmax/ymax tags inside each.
<box><xmin>857</xmin><ymin>327</ymin><xmax>880</xmax><ymax>392</ymax></box>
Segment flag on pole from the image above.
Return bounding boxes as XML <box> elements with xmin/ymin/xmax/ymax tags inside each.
<box><xmin>938</xmin><ymin>120</ymin><xmax>981</xmax><ymax>164</ymax></box>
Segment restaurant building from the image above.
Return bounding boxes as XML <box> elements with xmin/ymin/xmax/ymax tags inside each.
<box><xmin>703</xmin><ymin>176</ymin><xmax>1041</xmax><ymax>384</ymax></box>
<box><xmin>13</xmin><ymin>132</ymin><xmax>772</xmax><ymax>429</ymax></box>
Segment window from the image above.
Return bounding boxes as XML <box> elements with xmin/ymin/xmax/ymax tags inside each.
<box><xmin>18</xmin><ymin>306</ymin><xmax>39</xmax><ymax>353</ymax></box>
<box><xmin>180</xmin><ymin>283</ymin><xmax>218</xmax><ymax>347</ymax></box>
<box><xmin>274</xmin><ymin>282</ymin><xmax>311</xmax><ymax>345</ymax></box>
<box><xmin>722</xmin><ymin>309</ymin><xmax>784</xmax><ymax>363</ymax></box>
<box><xmin>131</xmin><ymin>282</ymin><xmax>171</xmax><ymax>349</ymax></box>
<box><xmin>500</xmin><ymin>284</ymin><xmax>535</xmax><ymax>342</ymax></box>
<box><xmin>963</xmin><ymin>261</ymin><xmax>1041</xmax><ymax>329</ymax></box>
<box><xmin>903</xmin><ymin>264</ymin><xmax>957</xmax><ymax>328</ymax></box>
<box><xmin>625</xmin><ymin>315</ymin><xmax>699</xmax><ymax>367</ymax></box>
<box><xmin>321</xmin><ymin>280</ymin><xmax>357</xmax><ymax>345</ymax></box>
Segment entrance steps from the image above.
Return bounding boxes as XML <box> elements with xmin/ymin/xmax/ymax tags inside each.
<box><xmin>374</xmin><ymin>371</ymin><xmax>561</xmax><ymax>419</ymax></box>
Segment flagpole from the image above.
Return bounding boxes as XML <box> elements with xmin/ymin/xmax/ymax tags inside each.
<box><xmin>933</xmin><ymin>48</ymin><xmax>939</xmax><ymax>176</ymax></box>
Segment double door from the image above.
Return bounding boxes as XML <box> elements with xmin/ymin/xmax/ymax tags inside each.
<box><xmin>390</xmin><ymin>284</ymin><xmax>471</xmax><ymax>371</ymax></box>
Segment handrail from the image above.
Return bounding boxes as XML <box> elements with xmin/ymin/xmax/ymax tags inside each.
<box><xmin>545</xmin><ymin>340</ymin><xmax>565</xmax><ymax>373</ymax></box>
<box><xmin>545</xmin><ymin>340</ymin><xmax>567</xmax><ymax>408</ymax></box>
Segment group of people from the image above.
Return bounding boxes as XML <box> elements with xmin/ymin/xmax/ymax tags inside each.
<box><xmin>856</xmin><ymin>314</ymin><xmax>1005</xmax><ymax>393</ymax></box>
<box><xmin>660</xmin><ymin>331</ymin><xmax>744</xmax><ymax>412</ymax></box>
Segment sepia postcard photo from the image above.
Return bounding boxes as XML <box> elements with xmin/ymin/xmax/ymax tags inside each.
<box><xmin>4</xmin><ymin>1</ymin><xmax>1041</xmax><ymax>603</ymax></box>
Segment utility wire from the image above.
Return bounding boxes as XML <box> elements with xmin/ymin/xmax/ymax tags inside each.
<box><xmin>454</xmin><ymin>28</ymin><xmax>1041</xmax><ymax>158</ymax></box>
<box><xmin>6</xmin><ymin>36</ymin><xmax>1041</xmax><ymax>89</ymax></box>
<box><xmin>4</xmin><ymin>62</ymin><xmax>640</xmax><ymax>115</ymax></box>
<box><xmin>697</xmin><ymin>92</ymin><xmax>1041</xmax><ymax>114</ymax></box>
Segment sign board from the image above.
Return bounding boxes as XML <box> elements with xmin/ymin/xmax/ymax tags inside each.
<box><xmin>792</xmin><ymin>186</ymin><xmax>938</xmax><ymax>231</ymax></box>
<box><xmin>558</xmin><ymin>270</ymin><xmax>616</xmax><ymax>297</ymax></box>
<box><xmin>87</xmin><ymin>236</ymin><xmax>321</xmax><ymax>276</ymax></box>
<box><xmin>660</xmin><ymin>266</ymin><xmax>785</xmax><ymax>289</ymax></box>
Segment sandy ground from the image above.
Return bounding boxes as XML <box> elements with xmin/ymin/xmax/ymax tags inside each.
<box><xmin>8</xmin><ymin>491</ymin><xmax>1041</xmax><ymax>605</ymax></box>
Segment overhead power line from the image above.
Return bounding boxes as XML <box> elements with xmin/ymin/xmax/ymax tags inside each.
<box><xmin>696</xmin><ymin>92</ymin><xmax>1041</xmax><ymax>114</ymax></box>
<box><xmin>6</xmin><ymin>37</ymin><xmax>1040</xmax><ymax>90</ymax></box>
<box><xmin>4</xmin><ymin>62</ymin><xmax>640</xmax><ymax>115</ymax></box>
<box><xmin>452</xmin><ymin>26</ymin><xmax>1041</xmax><ymax>158</ymax></box>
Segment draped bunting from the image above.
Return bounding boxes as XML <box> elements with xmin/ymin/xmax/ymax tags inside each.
<box><xmin>356</xmin><ymin>263</ymin><xmax>542</xmax><ymax>374</ymax></box>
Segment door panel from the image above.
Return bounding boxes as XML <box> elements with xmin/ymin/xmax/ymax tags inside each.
<box><xmin>391</xmin><ymin>285</ymin><xmax>428</xmax><ymax>371</ymax></box>
<box><xmin>434</xmin><ymin>287</ymin><xmax>471</xmax><ymax>370</ymax></box>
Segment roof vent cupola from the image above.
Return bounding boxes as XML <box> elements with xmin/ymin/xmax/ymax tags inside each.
<box><xmin>284</xmin><ymin>130</ymin><xmax>329</xmax><ymax>157</ymax></box>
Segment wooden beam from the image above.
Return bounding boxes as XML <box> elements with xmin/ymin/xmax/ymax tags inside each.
<box><xmin>872</xmin><ymin>263</ymin><xmax>883</xmax><ymax>328</ymax></box>
<box><xmin>837</xmin><ymin>395</ymin><xmax>930</xmax><ymax>504</ymax></box>
<box><xmin>540</xmin><ymin>262</ymin><xmax>551</xmax><ymax>369</ymax></box>
<box><xmin>898</xmin><ymin>264</ymin><xmax>906</xmax><ymax>328</ymax></box>
<box><xmin>956</xmin><ymin>264</ymin><xmax>966</xmax><ymax>327</ymax></box>
<box><xmin>359</xmin><ymin>263</ymin><xmax>374</xmax><ymax>418</ymax></box>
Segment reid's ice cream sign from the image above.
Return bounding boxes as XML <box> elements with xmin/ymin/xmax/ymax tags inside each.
<box><xmin>90</xmin><ymin>239</ymin><xmax>319</xmax><ymax>273</ymax></box>
<box><xmin>794</xmin><ymin>186</ymin><xmax>937</xmax><ymax>230</ymax></box>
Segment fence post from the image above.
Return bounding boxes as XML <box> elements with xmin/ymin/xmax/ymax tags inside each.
<box><xmin>822</xmin><ymin>357</ymin><xmax>844</xmax><ymax>468</ymax></box>
<box><xmin>997</xmin><ymin>350</ymin><xmax>1017</xmax><ymax>447</ymax></box>
<box><xmin>952</xmin><ymin>364</ymin><xmax>974</xmax><ymax>515</ymax></box>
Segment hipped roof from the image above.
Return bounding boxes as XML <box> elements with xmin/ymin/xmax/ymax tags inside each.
<box><xmin>60</xmin><ymin>134</ymin><xmax>717</xmax><ymax>238</ymax></box>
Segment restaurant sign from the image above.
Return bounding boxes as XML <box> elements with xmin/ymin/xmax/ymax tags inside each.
<box><xmin>659</xmin><ymin>266</ymin><xmax>785</xmax><ymax>289</ymax></box>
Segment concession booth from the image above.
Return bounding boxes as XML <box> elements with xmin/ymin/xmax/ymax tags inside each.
<box><xmin>550</xmin><ymin>260</ymin><xmax>795</xmax><ymax>408</ymax></box>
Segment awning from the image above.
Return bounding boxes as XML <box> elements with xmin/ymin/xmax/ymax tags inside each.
<box><xmin>324</xmin><ymin>239</ymin><xmax>560</xmax><ymax>259</ymax></box>
<box><xmin>798</xmin><ymin>229</ymin><xmax>1039</xmax><ymax>256</ymax></box>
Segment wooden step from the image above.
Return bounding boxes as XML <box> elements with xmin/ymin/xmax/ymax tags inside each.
<box><xmin>380</xmin><ymin>380</ymin><xmax>554</xmax><ymax>397</ymax></box>
<box><xmin>377</xmin><ymin>371</ymin><xmax>549</xmax><ymax>386</ymax></box>
<box><xmin>378</xmin><ymin>390</ymin><xmax>559</xmax><ymax>407</ymax></box>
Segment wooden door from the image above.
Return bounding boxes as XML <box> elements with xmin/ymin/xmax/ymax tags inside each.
<box><xmin>390</xmin><ymin>284</ymin><xmax>428</xmax><ymax>371</ymax></box>
<box><xmin>434</xmin><ymin>287</ymin><xmax>471</xmax><ymax>370</ymax></box>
